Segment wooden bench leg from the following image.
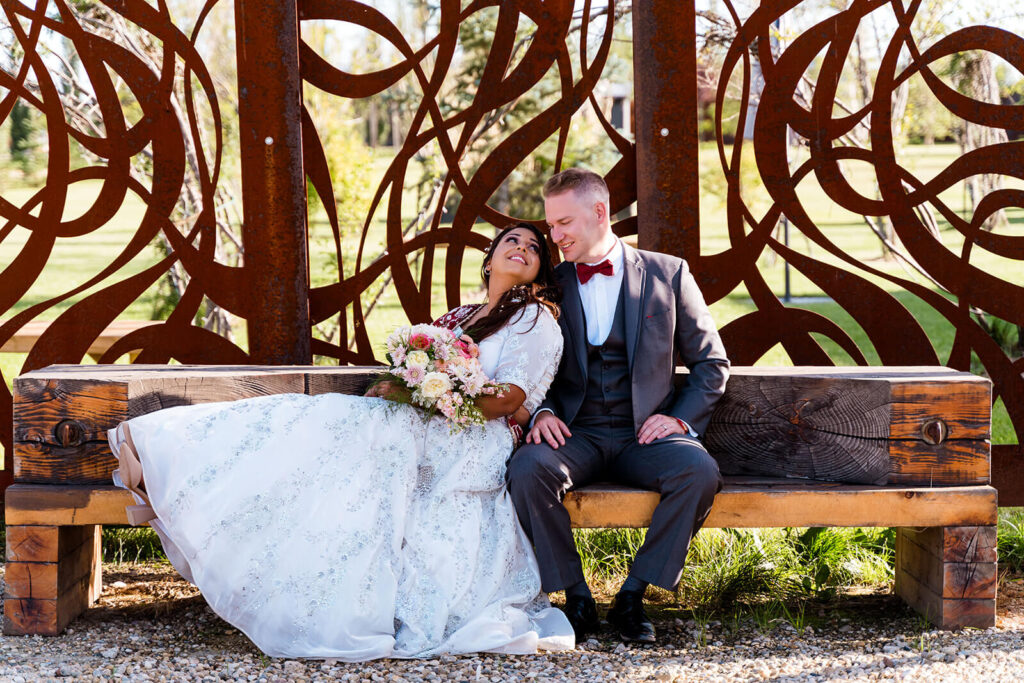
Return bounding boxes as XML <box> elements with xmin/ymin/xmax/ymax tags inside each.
<box><xmin>4</xmin><ymin>525</ymin><xmax>102</xmax><ymax>635</ymax></box>
<box><xmin>895</xmin><ymin>526</ymin><xmax>997</xmax><ymax>629</ymax></box>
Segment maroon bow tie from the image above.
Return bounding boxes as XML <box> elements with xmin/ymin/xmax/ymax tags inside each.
<box><xmin>576</xmin><ymin>259</ymin><xmax>614</xmax><ymax>285</ymax></box>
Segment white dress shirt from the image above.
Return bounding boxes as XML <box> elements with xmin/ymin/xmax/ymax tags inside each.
<box><xmin>531</xmin><ymin>238</ymin><xmax>699</xmax><ymax>437</ymax></box>
<box><xmin>578</xmin><ymin>239</ymin><xmax>625</xmax><ymax>346</ymax></box>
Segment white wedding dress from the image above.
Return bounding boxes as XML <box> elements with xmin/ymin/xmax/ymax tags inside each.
<box><xmin>108</xmin><ymin>304</ymin><xmax>573</xmax><ymax>659</ymax></box>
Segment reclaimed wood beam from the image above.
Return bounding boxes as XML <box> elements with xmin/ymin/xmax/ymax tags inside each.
<box><xmin>4</xmin><ymin>482</ymin><xmax>998</xmax><ymax>530</ymax></box>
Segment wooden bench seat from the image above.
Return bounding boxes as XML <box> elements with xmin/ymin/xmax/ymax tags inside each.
<box><xmin>5</xmin><ymin>480</ymin><xmax>997</xmax><ymax>530</ymax></box>
<box><xmin>4</xmin><ymin>364</ymin><xmax>997</xmax><ymax>635</ymax></box>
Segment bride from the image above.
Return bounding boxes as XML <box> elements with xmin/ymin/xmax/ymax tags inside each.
<box><xmin>108</xmin><ymin>222</ymin><xmax>573</xmax><ymax>659</ymax></box>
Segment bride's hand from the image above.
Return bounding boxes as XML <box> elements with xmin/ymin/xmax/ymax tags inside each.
<box><xmin>511</xmin><ymin>405</ymin><xmax>531</xmax><ymax>427</ymax></box>
<box><xmin>365</xmin><ymin>380</ymin><xmax>397</xmax><ymax>399</ymax></box>
<box><xmin>476</xmin><ymin>385</ymin><xmax>527</xmax><ymax>421</ymax></box>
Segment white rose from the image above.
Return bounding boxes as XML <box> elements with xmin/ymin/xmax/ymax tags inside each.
<box><xmin>420</xmin><ymin>372</ymin><xmax>452</xmax><ymax>399</ymax></box>
<box><xmin>406</xmin><ymin>350</ymin><xmax>429</xmax><ymax>367</ymax></box>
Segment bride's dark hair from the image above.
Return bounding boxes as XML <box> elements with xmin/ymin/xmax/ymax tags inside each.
<box><xmin>464</xmin><ymin>222</ymin><xmax>561</xmax><ymax>342</ymax></box>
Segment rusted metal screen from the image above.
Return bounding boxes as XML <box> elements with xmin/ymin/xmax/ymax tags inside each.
<box><xmin>688</xmin><ymin>0</ymin><xmax>1024</xmax><ymax>502</ymax></box>
<box><xmin>1</xmin><ymin>0</ymin><xmax>1022</xmax><ymax>500</ymax></box>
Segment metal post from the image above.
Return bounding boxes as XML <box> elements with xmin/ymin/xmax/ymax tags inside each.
<box><xmin>633</xmin><ymin>0</ymin><xmax>698</xmax><ymax>258</ymax></box>
<box><xmin>235</xmin><ymin>0</ymin><xmax>311</xmax><ymax>363</ymax></box>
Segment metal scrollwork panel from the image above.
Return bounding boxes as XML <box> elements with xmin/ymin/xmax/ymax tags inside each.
<box><xmin>704</xmin><ymin>0</ymin><xmax>1024</xmax><ymax>448</ymax></box>
<box><xmin>298</xmin><ymin>0</ymin><xmax>635</xmax><ymax>364</ymax></box>
<box><xmin>0</xmin><ymin>0</ymin><xmax>249</xmax><ymax>476</ymax></box>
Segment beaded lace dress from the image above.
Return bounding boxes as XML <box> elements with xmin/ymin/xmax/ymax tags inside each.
<box><xmin>109</xmin><ymin>304</ymin><xmax>571</xmax><ymax>659</ymax></box>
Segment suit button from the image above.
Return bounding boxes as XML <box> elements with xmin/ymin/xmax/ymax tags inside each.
<box><xmin>602</xmin><ymin>363</ymin><xmax>611</xmax><ymax>370</ymax></box>
<box><xmin>604</xmin><ymin>386</ymin><xmax>611</xmax><ymax>392</ymax></box>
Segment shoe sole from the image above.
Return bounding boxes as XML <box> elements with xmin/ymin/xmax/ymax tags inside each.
<box><xmin>608</xmin><ymin>616</ymin><xmax>656</xmax><ymax>643</ymax></box>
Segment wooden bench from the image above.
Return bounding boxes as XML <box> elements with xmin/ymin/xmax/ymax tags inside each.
<box><xmin>0</xmin><ymin>321</ymin><xmax>158</xmax><ymax>362</ymax></box>
<box><xmin>4</xmin><ymin>365</ymin><xmax>997</xmax><ymax>636</ymax></box>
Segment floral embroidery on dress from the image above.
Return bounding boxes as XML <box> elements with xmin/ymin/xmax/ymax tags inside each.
<box><xmin>106</xmin><ymin>302</ymin><xmax>570</xmax><ymax>659</ymax></box>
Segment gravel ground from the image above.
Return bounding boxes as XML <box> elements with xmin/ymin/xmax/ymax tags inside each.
<box><xmin>1</xmin><ymin>564</ymin><xmax>1023</xmax><ymax>682</ymax></box>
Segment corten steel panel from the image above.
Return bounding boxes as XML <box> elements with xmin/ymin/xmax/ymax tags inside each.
<box><xmin>700</xmin><ymin>0</ymin><xmax>1024</xmax><ymax>501</ymax></box>
<box><xmin>236</xmin><ymin>0</ymin><xmax>312</xmax><ymax>364</ymax></box>
<box><xmin>0</xmin><ymin>0</ymin><xmax>258</xmax><ymax>492</ymax></box>
<box><xmin>633</xmin><ymin>0</ymin><xmax>698</xmax><ymax>258</ymax></box>
<box><xmin>298</xmin><ymin>0</ymin><xmax>637</xmax><ymax>364</ymax></box>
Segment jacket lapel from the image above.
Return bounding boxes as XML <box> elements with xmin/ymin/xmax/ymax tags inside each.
<box><xmin>557</xmin><ymin>264</ymin><xmax>589</xmax><ymax>378</ymax></box>
<box><xmin>622</xmin><ymin>244</ymin><xmax>646</xmax><ymax>372</ymax></box>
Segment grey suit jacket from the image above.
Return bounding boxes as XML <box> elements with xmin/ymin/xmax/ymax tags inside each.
<box><xmin>539</xmin><ymin>243</ymin><xmax>730</xmax><ymax>436</ymax></box>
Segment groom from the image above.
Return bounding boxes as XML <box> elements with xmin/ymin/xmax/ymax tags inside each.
<box><xmin>508</xmin><ymin>168</ymin><xmax>730</xmax><ymax>643</ymax></box>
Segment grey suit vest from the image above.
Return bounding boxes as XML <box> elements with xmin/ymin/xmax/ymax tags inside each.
<box><xmin>574</xmin><ymin>282</ymin><xmax>633</xmax><ymax>426</ymax></box>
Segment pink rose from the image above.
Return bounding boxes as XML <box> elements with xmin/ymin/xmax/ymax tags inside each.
<box><xmin>409</xmin><ymin>333</ymin><xmax>431</xmax><ymax>350</ymax></box>
<box><xmin>455</xmin><ymin>341</ymin><xmax>475</xmax><ymax>359</ymax></box>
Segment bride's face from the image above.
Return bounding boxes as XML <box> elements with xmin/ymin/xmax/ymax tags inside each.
<box><xmin>487</xmin><ymin>227</ymin><xmax>542</xmax><ymax>286</ymax></box>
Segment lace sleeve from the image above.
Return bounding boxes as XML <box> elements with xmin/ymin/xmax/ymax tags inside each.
<box><xmin>491</xmin><ymin>304</ymin><xmax>564</xmax><ymax>415</ymax></box>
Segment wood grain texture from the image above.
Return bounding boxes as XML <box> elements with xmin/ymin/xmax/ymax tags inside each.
<box><xmin>705</xmin><ymin>374</ymin><xmax>892</xmax><ymax>485</ymax></box>
<box><xmin>4</xmin><ymin>562</ymin><xmax>58</xmax><ymax>599</ymax></box>
<box><xmin>705</xmin><ymin>368</ymin><xmax>991</xmax><ymax>486</ymax></box>
<box><xmin>7</xmin><ymin>481</ymin><xmax>995</xmax><ymax>529</ymax></box>
<box><xmin>2</xmin><ymin>524</ymin><xmax>101</xmax><ymax>635</ymax></box>
<box><xmin>5</xmin><ymin>525</ymin><xmax>60</xmax><ymax>563</ymax></box>
<box><xmin>3</xmin><ymin>572</ymin><xmax>94</xmax><ymax>636</ymax></box>
<box><xmin>3</xmin><ymin>526</ymin><xmax>101</xmax><ymax>601</ymax></box>
<box><xmin>12</xmin><ymin>366</ymin><xmax>383</xmax><ymax>484</ymax></box>
<box><xmin>889</xmin><ymin>381</ymin><xmax>991</xmax><ymax>440</ymax></box>
<box><xmin>5</xmin><ymin>486</ymin><xmax>132</xmax><ymax>525</ymax></box>
<box><xmin>896</xmin><ymin>529</ymin><xmax>996</xmax><ymax>599</ymax></box>
<box><xmin>942</xmin><ymin>526</ymin><xmax>999</xmax><ymax>564</ymax></box>
<box><xmin>126</xmin><ymin>373</ymin><xmax>307</xmax><ymax>418</ymax></box>
<box><xmin>4</xmin><ymin>525</ymin><xmax>94</xmax><ymax>563</ymax></box>
<box><xmin>898</xmin><ymin>526</ymin><xmax>998</xmax><ymax>563</ymax></box>
<box><xmin>894</xmin><ymin>565</ymin><xmax>996</xmax><ymax>629</ymax></box>
<box><xmin>887</xmin><ymin>380</ymin><xmax>991</xmax><ymax>485</ymax></box>
<box><xmin>4</xmin><ymin>597</ymin><xmax>60</xmax><ymax>636</ymax></box>
<box><xmin>887</xmin><ymin>441</ymin><xmax>990</xmax><ymax>486</ymax></box>
<box><xmin>563</xmin><ymin>481</ymin><xmax>998</xmax><ymax>528</ymax></box>
<box><xmin>14</xmin><ymin>364</ymin><xmax>989</xmax><ymax>486</ymax></box>
<box><xmin>14</xmin><ymin>379</ymin><xmax>127</xmax><ymax>483</ymax></box>
<box><xmin>304</xmin><ymin>368</ymin><xmax>381</xmax><ymax>396</ymax></box>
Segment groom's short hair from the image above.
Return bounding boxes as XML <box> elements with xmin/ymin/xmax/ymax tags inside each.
<box><xmin>542</xmin><ymin>168</ymin><xmax>610</xmax><ymax>208</ymax></box>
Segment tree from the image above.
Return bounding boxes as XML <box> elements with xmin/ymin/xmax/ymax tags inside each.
<box><xmin>952</xmin><ymin>50</ymin><xmax>1010</xmax><ymax>231</ymax></box>
<box><xmin>8</xmin><ymin>99</ymin><xmax>36</xmax><ymax>175</ymax></box>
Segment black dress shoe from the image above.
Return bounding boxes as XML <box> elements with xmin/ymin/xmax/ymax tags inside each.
<box><xmin>562</xmin><ymin>595</ymin><xmax>600</xmax><ymax>641</ymax></box>
<box><xmin>606</xmin><ymin>591</ymin><xmax>656</xmax><ymax>643</ymax></box>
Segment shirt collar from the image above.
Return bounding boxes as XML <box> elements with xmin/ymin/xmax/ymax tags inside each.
<box><xmin>583</xmin><ymin>238</ymin><xmax>624</xmax><ymax>272</ymax></box>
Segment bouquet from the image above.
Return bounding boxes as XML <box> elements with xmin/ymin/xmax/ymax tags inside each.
<box><xmin>376</xmin><ymin>324</ymin><xmax>508</xmax><ymax>431</ymax></box>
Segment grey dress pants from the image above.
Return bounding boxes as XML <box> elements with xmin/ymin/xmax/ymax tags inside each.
<box><xmin>507</xmin><ymin>418</ymin><xmax>722</xmax><ymax>593</ymax></box>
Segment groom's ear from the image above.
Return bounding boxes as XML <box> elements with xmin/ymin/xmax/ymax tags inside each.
<box><xmin>594</xmin><ymin>199</ymin><xmax>608</xmax><ymax>224</ymax></box>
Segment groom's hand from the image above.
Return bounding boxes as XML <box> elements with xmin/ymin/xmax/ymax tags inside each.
<box><xmin>527</xmin><ymin>412</ymin><xmax>572</xmax><ymax>449</ymax></box>
<box><xmin>637</xmin><ymin>414</ymin><xmax>686</xmax><ymax>445</ymax></box>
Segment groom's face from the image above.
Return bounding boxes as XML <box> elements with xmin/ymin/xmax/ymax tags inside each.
<box><xmin>544</xmin><ymin>189</ymin><xmax>608</xmax><ymax>264</ymax></box>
